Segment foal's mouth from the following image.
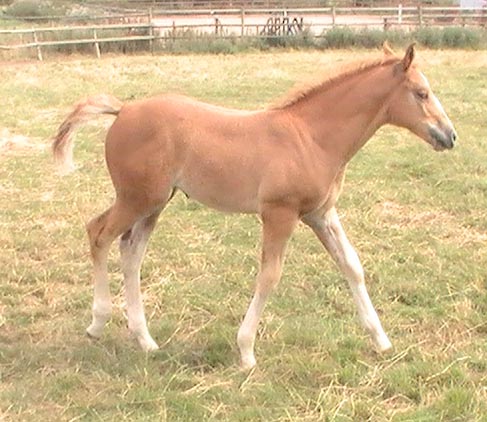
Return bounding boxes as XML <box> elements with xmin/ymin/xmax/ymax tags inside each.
<box><xmin>428</xmin><ymin>125</ymin><xmax>456</xmax><ymax>151</ymax></box>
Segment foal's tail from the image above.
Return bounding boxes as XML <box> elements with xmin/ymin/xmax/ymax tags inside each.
<box><xmin>52</xmin><ymin>94</ymin><xmax>123</xmax><ymax>175</ymax></box>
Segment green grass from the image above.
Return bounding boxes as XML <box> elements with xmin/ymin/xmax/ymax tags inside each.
<box><xmin>1</xmin><ymin>50</ymin><xmax>487</xmax><ymax>421</ymax></box>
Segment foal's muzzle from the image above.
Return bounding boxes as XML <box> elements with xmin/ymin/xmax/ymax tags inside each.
<box><xmin>429</xmin><ymin>124</ymin><xmax>457</xmax><ymax>151</ymax></box>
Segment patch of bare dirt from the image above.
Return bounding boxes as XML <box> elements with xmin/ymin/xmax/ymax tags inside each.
<box><xmin>0</xmin><ymin>128</ymin><xmax>45</xmax><ymax>155</ymax></box>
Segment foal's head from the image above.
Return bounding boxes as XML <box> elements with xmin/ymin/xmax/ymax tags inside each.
<box><xmin>386</xmin><ymin>44</ymin><xmax>457</xmax><ymax>151</ymax></box>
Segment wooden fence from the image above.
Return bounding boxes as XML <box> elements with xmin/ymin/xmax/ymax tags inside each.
<box><xmin>1</xmin><ymin>6</ymin><xmax>486</xmax><ymax>60</ymax></box>
<box><xmin>79</xmin><ymin>0</ymin><xmax>464</xmax><ymax>10</ymax></box>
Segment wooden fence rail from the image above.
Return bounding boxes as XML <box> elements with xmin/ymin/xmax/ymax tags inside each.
<box><xmin>57</xmin><ymin>0</ymin><xmax>476</xmax><ymax>11</ymax></box>
<box><xmin>1</xmin><ymin>6</ymin><xmax>486</xmax><ymax>60</ymax></box>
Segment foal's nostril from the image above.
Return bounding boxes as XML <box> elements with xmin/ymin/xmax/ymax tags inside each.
<box><xmin>451</xmin><ymin>130</ymin><xmax>457</xmax><ymax>143</ymax></box>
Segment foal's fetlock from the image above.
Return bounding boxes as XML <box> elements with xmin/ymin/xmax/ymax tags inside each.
<box><xmin>237</xmin><ymin>332</ymin><xmax>257</xmax><ymax>370</ymax></box>
<box><xmin>86</xmin><ymin>307</ymin><xmax>111</xmax><ymax>338</ymax></box>
<box><xmin>86</xmin><ymin>320</ymin><xmax>107</xmax><ymax>339</ymax></box>
<box><xmin>134</xmin><ymin>333</ymin><xmax>159</xmax><ymax>352</ymax></box>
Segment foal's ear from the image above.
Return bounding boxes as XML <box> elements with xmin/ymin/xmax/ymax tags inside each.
<box><xmin>382</xmin><ymin>41</ymin><xmax>395</xmax><ymax>57</ymax></box>
<box><xmin>402</xmin><ymin>43</ymin><xmax>416</xmax><ymax>72</ymax></box>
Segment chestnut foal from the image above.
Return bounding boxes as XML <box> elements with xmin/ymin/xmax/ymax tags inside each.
<box><xmin>53</xmin><ymin>45</ymin><xmax>456</xmax><ymax>369</ymax></box>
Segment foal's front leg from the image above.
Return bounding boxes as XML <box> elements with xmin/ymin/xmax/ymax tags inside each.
<box><xmin>237</xmin><ymin>205</ymin><xmax>298</xmax><ymax>370</ymax></box>
<box><xmin>303</xmin><ymin>207</ymin><xmax>392</xmax><ymax>352</ymax></box>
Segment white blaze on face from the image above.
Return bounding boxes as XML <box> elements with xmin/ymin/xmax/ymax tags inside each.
<box><xmin>420</xmin><ymin>71</ymin><xmax>453</xmax><ymax>127</ymax></box>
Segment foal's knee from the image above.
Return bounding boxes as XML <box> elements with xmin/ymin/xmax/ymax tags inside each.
<box><xmin>256</xmin><ymin>265</ymin><xmax>282</xmax><ymax>296</ymax></box>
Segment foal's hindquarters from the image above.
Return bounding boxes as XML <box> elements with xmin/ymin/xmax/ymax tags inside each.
<box><xmin>84</xmin><ymin>103</ymin><xmax>178</xmax><ymax>351</ymax></box>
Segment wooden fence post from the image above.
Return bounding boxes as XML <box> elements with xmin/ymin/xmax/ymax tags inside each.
<box><xmin>148</xmin><ymin>8</ymin><xmax>154</xmax><ymax>54</ymax></box>
<box><xmin>418</xmin><ymin>5</ymin><xmax>423</xmax><ymax>27</ymax></box>
<box><xmin>33</xmin><ymin>30</ymin><xmax>42</xmax><ymax>61</ymax></box>
<box><xmin>214</xmin><ymin>17</ymin><xmax>220</xmax><ymax>35</ymax></box>
<box><xmin>240</xmin><ymin>8</ymin><xmax>245</xmax><ymax>38</ymax></box>
<box><xmin>398</xmin><ymin>3</ymin><xmax>402</xmax><ymax>26</ymax></box>
<box><xmin>93</xmin><ymin>29</ymin><xmax>101</xmax><ymax>58</ymax></box>
<box><xmin>332</xmin><ymin>7</ymin><xmax>336</xmax><ymax>27</ymax></box>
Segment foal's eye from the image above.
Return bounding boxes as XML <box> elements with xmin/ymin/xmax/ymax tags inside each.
<box><xmin>415</xmin><ymin>90</ymin><xmax>429</xmax><ymax>101</ymax></box>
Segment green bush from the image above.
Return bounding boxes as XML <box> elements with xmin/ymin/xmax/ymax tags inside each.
<box><xmin>413</xmin><ymin>26</ymin><xmax>483</xmax><ymax>49</ymax></box>
<box><xmin>263</xmin><ymin>27</ymin><xmax>317</xmax><ymax>48</ymax></box>
<box><xmin>380</xmin><ymin>29</ymin><xmax>412</xmax><ymax>47</ymax></box>
<box><xmin>320</xmin><ymin>27</ymin><xmax>357</xmax><ymax>48</ymax></box>
<box><xmin>356</xmin><ymin>28</ymin><xmax>387</xmax><ymax>48</ymax></box>
<box><xmin>317</xmin><ymin>26</ymin><xmax>486</xmax><ymax>50</ymax></box>
<box><xmin>413</xmin><ymin>27</ymin><xmax>443</xmax><ymax>48</ymax></box>
<box><xmin>5</xmin><ymin>0</ymin><xmax>55</xmax><ymax>18</ymax></box>
<box><xmin>442</xmin><ymin>26</ymin><xmax>482</xmax><ymax>48</ymax></box>
<box><xmin>163</xmin><ymin>31</ymin><xmax>243</xmax><ymax>54</ymax></box>
<box><xmin>319</xmin><ymin>27</ymin><xmax>409</xmax><ymax>49</ymax></box>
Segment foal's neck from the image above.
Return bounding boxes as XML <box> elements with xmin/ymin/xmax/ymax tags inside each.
<box><xmin>287</xmin><ymin>63</ymin><xmax>396</xmax><ymax>163</ymax></box>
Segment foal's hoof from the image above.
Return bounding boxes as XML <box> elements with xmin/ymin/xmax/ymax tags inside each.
<box><xmin>137</xmin><ymin>336</ymin><xmax>160</xmax><ymax>353</ymax></box>
<box><xmin>86</xmin><ymin>325</ymin><xmax>103</xmax><ymax>339</ymax></box>
<box><xmin>375</xmin><ymin>336</ymin><xmax>393</xmax><ymax>353</ymax></box>
<box><xmin>240</xmin><ymin>355</ymin><xmax>257</xmax><ymax>371</ymax></box>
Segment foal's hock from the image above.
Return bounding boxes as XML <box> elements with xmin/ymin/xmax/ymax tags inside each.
<box><xmin>53</xmin><ymin>44</ymin><xmax>456</xmax><ymax>369</ymax></box>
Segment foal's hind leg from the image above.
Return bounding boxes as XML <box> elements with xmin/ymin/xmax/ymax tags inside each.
<box><xmin>119</xmin><ymin>208</ymin><xmax>163</xmax><ymax>352</ymax></box>
<box><xmin>237</xmin><ymin>205</ymin><xmax>298</xmax><ymax>370</ymax></box>
<box><xmin>303</xmin><ymin>207</ymin><xmax>392</xmax><ymax>352</ymax></box>
<box><xmin>86</xmin><ymin>201</ymin><xmax>141</xmax><ymax>339</ymax></box>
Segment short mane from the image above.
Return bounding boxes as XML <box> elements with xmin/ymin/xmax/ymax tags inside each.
<box><xmin>270</xmin><ymin>56</ymin><xmax>401</xmax><ymax>110</ymax></box>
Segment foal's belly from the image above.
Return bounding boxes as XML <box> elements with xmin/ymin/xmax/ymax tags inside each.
<box><xmin>175</xmin><ymin>177</ymin><xmax>260</xmax><ymax>214</ymax></box>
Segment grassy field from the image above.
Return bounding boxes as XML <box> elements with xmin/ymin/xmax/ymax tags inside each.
<box><xmin>1</xmin><ymin>50</ymin><xmax>486</xmax><ymax>421</ymax></box>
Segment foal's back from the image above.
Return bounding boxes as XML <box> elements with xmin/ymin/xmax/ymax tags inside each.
<box><xmin>105</xmin><ymin>94</ymin><xmax>326</xmax><ymax>214</ymax></box>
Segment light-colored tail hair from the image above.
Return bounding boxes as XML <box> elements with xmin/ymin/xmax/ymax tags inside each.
<box><xmin>52</xmin><ymin>94</ymin><xmax>123</xmax><ymax>175</ymax></box>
